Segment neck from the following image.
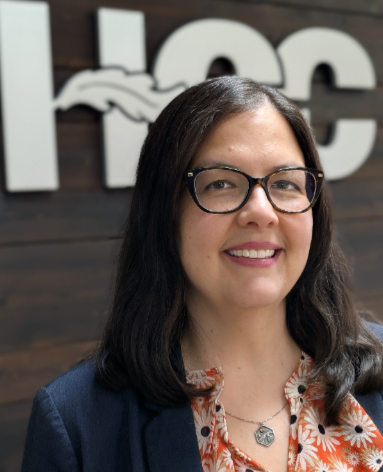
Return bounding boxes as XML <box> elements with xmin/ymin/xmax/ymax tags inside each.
<box><xmin>182</xmin><ymin>293</ymin><xmax>301</xmax><ymax>381</ymax></box>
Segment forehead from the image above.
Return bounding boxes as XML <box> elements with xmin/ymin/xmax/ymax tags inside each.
<box><xmin>191</xmin><ymin>105</ymin><xmax>305</xmax><ymax>174</ymax></box>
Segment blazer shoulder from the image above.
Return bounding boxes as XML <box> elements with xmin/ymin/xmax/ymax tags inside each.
<box><xmin>29</xmin><ymin>360</ymin><xmax>148</xmax><ymax>468</ymax></box>
<box><xmin>45</xmin><ymin>359</ymin><xmax>100</xmax><ymax>401</ymax></box>
<box><xmin>43</xmin><ymin>359</ymin><xmax>138</xmax><ymax>420</ymax></box>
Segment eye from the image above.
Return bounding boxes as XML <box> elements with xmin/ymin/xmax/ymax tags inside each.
<box><xmin>206</xmin><ymin>180</ymin><xmax>235</xmax><ymax>190</ymax></box>
<box><xmin>270</xmin><ymin>180</ymin><xmax>300</xmax><ymax>191</ymax></box>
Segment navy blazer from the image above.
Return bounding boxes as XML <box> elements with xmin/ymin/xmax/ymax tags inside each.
<box><xmin>22</xmin><ymin>323</ymin><xmax>383</xmax><ymax>472</ymax></box>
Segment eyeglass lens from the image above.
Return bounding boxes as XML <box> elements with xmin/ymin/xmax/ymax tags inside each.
<box><xmin>194</xmin><ymin>168</ymin><xmax>317</xmax><ymax>213</ymax></box>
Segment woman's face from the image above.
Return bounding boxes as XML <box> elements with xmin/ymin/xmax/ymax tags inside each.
<box><xmin>178</xmin><ymin>105</ymin><xmax>313</xmax><ymax>312</ymax></box>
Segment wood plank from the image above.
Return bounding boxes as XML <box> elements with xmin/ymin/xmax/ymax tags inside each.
<box><xmin>310</xmin><ymin>85</ymin><xmax>383</xmax><ymax>123</ymax></box>
<box><xmin>0</xmin><ymin>239</ymin><xmax>119</xmax><ymax>354</ymax></box>
<box><xmin>0</xmin><ymin>400</ymin><xmax>32</xmax><ymax>472</ymax></box>
<box><xmin>334</xmin><ymin>220</ymin><xmax>383</xmax><ymax>299</ymax></box>
<box><xmin>0</xmin><ymin>341</ymin><xmax>97</xmax><ymax>405</ymax></box>
<box><xmin>0</xmin><ymin>190</ymin><xmax>131</xmax><ymax>244</ymax></box>
<box><xmin>241</xmin><ymin>0</ymin><xmax>383</xmax><ymax>16</ymax></box>
<box><xmin>329</xmin><ymin>179</ymin><xmax>383</xmax><ymax>221</ymax></box>
<box><xmin>56</xmin><ymin>121</ymin><xmax>103</xmax><ymax>189</ymax></box>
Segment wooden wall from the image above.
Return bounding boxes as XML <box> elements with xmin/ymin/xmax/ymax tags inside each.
<box><xmin>1</xmin><ymin>0</ymin><xmax>383</xmax><ymax>470</ymax></box>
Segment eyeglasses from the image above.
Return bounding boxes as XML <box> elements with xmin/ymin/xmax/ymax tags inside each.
<box><xmin>184</xmin><ymin>166</ymin><xmax>324</xmax><ymax>214</ymax></box>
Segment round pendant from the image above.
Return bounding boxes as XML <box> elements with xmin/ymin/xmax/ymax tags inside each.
<box><xmin>255</xmin><ymin>425</ymin><xmax>275</xmax><ymax>447</ymax></box>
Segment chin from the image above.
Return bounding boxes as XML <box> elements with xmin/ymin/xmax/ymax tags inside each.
<box><xmin>223</xmin><ymin>288</ymin><xmax>285</xmax><ymax>310</ymax></box>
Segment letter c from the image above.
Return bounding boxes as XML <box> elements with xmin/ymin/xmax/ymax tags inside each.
<box><xmin>277</xmin><ymin>27</ymin><xmax>376</xmax><ymax>180</ymax></box>
<box><xmin>153</xmin><ymin>18</ymin><xmax>282</xmax><ymax>88</ymax></box>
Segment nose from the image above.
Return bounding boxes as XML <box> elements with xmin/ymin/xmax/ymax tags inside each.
<box><xmin>236</xmin><ymin>183</ymin><xmax>278</xmax><ymax>228</ymax></box>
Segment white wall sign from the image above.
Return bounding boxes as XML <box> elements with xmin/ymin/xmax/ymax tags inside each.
<box><xmin>0</xmin><ymin>1</ymin><xmax>58</xmax><ymax>191</ymax></box>
<box><xmin>0</xmin><ymin>1</ymin><xmax>377</xmax><ymax>191</ymax></box>
<box><xmin>278</xmin><ymin>27</ymin><xmax>376</xmax><ymax>181</ymax></box>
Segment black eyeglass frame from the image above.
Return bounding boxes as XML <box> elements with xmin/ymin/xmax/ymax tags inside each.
<box><xmin>184</xmin><ymin>166</ymin><xmax>324</xmax><ymax>214</ymax></box>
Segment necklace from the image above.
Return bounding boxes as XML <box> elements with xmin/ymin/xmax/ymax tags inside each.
<box><xmin>225</xmin><ymin>401</ymin><xmax>289</xmax><ymax>447</ymax></box>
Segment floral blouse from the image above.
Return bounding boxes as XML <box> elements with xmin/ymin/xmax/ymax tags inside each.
<box><xmin>186</xmin><ymin>354</ymin><xmax>383</xmax><ymax>472</ymax></box>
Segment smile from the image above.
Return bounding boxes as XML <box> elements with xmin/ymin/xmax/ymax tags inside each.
<box><xmin>226</xmin><ymin>249</ymin><xmax>276</xmax><ymax>259</ymax></box>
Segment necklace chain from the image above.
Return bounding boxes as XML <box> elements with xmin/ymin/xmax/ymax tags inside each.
<box><xmin>225</xmin><ymin>401</ymin><xmax>289</xmax><ymax>426</ymax></box>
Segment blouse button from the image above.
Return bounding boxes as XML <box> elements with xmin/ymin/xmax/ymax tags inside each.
<box><xmin>298</xmin><ymin>385</ymin><xmax>306</xmax><ymax>394</ymax></box>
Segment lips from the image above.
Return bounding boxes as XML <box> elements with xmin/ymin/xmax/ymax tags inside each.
<box><xmin>223</xmin><ymin>241</ymin><xmax>281</xmax><ymax>267</ymax></box>
<box><xmin>227</xmin><ymin>248</ymin><xmax>275</xmax><ymax>259</ymax></box>
<box><xmin>225</xmin><ymin>241</ymin><xmax>281</xmax><ymax>251</ymax></box>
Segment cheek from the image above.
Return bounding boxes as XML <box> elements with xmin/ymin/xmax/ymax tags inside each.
<box><xmin>290</xmin><ymin>212</ymin><xmax>313</xmax><ymax>260</ymax></box>
<box><xmin>178</xmin><ymin>197</ymin><xmax>229</xmax><ymax>282</ymax></box>
<box><xmin>178</xmin><ymin>197</ymin><xmax>210</xmax><ymax>277</ymax></box>
<box><xmin>179</xmin><ymin>212</ymin><xmax>217</xmax><ymax>264</ymax></box>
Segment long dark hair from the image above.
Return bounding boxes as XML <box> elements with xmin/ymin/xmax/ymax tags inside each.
<box><xmin>96</xmin><ymin>76</ymin><xmax>383</xmax><ymax>425</ymax></box>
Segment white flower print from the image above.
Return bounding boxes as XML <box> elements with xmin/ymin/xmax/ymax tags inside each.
<box><xmin>304</xmin><ymin>406</ymin><xmax>341</xmax><ymax>452</ymax></box>
<box><xmin>314</xmin><ymin>460</ymin><xmax>332</xmax><ymax>472</ymax></box>
<box><xmin>194</xmin><ymin>406</ymin><xmax>213</xmax><ymax>455</ymax></box>
<box><xmin>296</xmin><ymin>425</ymin><xmax>318</xmax><ymax>470</ymax></box>
<box><xmin>231</xmin><ymin>446</ymin><xmax>251</xmax><ymax>463</ymax></box>
<box><xmin>221</xmin><ymin>449</ymin><xmax>234</xmax><ymax>469</ymax></box>
<box><xmin>188</xmin><ymin>359</ymin><xmax>383</xmax><ymax>472</ymax></box>
<box><xmin>202</xmin><ymin>453</ymin><xmax>229</xmax><ymax>472</ymax></box>
<box><xmin>300</xmin><ymin>353</ymin><xmax>312</xmax><ymax>369</ymax></box>
<box><xmin>217</xmin><ymin>420</ymin><xmax>229</xmax><ymax>443</ymax></box>
<box><xmin>216</xmin><ymin>453</ymin><xmax>230</xmax><ymax>472</ymax></box>
<box><xmin>212</xmin><ymin>437</ymin><xmax>220</xmax><ymax>452</ymax></box>
<box><xmin>346</xmin><ymin>393</ymin><xmax>360</xmax><ymax>408</ymax></box>
<box><xmin>288</xmin><ymin>449</ymin><xmax>296</xmax><ymax>466</ymax></box>
<box><xmin>233</xmin><ymin>457</ymin><xmax>257</xmax><ymax>472</ymax></box>
<box><xmin>290</xmin><ymin>398</ymin><xmax>302</xmax><ymax>440</ymax></box>
<box><xmin>202</xmin><ymin>455</ymin><xmax>224</xmax><ymax>472</ymax></box>
<box><xmin>298</xmin><ymin>358</ymin><xmax>311</xmax><ymax>378</ymax></box>
<box><xmin>363</xmin><ymin>447</ymin><xmax>383</xmax><ymax>472</ymax></box>
<box><xmin>341</xmin><ymin>409</ymin><xmax>377</xmax><ymax>448</ymax></box>
<box><xmin>216</xmin><ymin>414</ymin><xmax>229</xmax><ymax>443</ymax></box>
<box><xmin>201</xmin><ymin>457</ymin><xmax>212</xmax><ymax>472</ymax></box>
<box><xmin>187</xmin><ymin>370</ymin><xmax>216</xmax><ymax>389</ymax></box>
<box><xmin>342</xmin><ymin>449</ymin><xmax>360</xmax><ymax>467</ymax></box>
<box><xmin>331</xmin><ymin>458</ymin><xmax>354</xmax><ymax>472</ymax></box>
<box><xmin>195</xmin><ymin>396</ymin><xmax>205</xmax><ymax>406</ymax></box>
<box><xmin>285</xmin><ymin>370</ymin><xmax>308</xmax><ymax>399</ymax></box>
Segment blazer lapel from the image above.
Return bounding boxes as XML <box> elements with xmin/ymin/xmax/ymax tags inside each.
<box><xmin>144</xmin><ymin>401</ymin><xmax>203</xmax><ymax>472</ymax></box>
<box><xmin>356</xmin><ymin>391</ymin><xmax>383</xmax><ymax>472</ymax></box>
<box><xmin>356</xmin><ymin>391</ymin><xmax>383</xmax><ymax>435</ymax></box>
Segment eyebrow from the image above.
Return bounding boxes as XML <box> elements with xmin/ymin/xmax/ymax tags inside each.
<box><xmin>268</xmin><ymin>163</ymin><xmax>303</xmax><ymax>172</ymax></box>
<box><xmin>197</xmin><ymin>160</ymin><xmax>232</xmax><ymax>168</ymax></box>
<box><xmin>196</xmin><ymin>161</ymin><xmax>304</xmax><ymax>173</ymax></box>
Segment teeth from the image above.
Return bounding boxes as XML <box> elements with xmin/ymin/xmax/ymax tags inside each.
<box><xmin>228</xmin><ymin>249</ymin><xmax>276</xmax><ymax>259</ymax></box>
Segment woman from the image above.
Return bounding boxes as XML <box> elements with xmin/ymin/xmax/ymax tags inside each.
<box><xmin>22</xmin><ymin>77</ymin><xmax>383</xmax><ymax>472</ymax></box>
